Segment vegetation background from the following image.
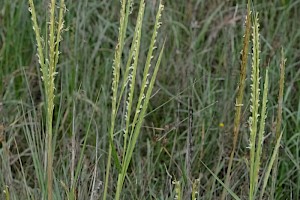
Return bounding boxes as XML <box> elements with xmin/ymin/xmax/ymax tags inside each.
<box><xmin>0</xmin><ymin>0</ymin><xmax>299</xmax><ymax>199</ymax></box>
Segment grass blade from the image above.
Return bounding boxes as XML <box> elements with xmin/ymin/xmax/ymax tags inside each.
<box><xmin>201</xmin><ymin>160</ymin><xmax>241</xmax><ymax>200</ymax></box>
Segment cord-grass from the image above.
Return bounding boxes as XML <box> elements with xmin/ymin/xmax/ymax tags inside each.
<box><xmin>28</xmin><ymin>0</ymin><xmax>66</xmax><ymax>199</ymax></box>
<box><xmin>26</xmin><ymin>0</ymin><xmax>165</xmax><ymax>199</ymax></box>
<box><xmin>1</xmin><ymin>0</ymin><xmax>299</xmax><ymax>199</ymax></box>
<box><xmin>103</xmin><ymin>0</ymin><xmax>164</xmax><ymax>199</ymax></box>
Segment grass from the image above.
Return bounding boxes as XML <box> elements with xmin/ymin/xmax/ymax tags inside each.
<box><xmin>1</xmin><ymin>0</ymin><xmax>300</xmax><ymax>199</ymax></box>
<box><xmin>221</xmin><ymin>2</ymin><xmax>251</xmax><ymax>199</ymax></box>
<box><xmin>28</xmin><ymin>0</ymin><xmax>66</xmax><ymax>199</ymax></box>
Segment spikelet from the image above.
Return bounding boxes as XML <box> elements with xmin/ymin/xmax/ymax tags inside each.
<box><xmin>248</xmin><ymin>12</ymin><xmax>263</xmax><ymax>199</ymax></box>
<box><xmin>249</xmin><ymin>13</ymin><xmax>261</xmax><ymax>150</ymax></box>
<box><xmin>172</xmin><ymin>180</ymin><xmax>182</xmax><ymax>200</ymax></box>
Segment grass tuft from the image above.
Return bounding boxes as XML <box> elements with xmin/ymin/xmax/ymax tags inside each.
<box><xmin>221</xmin><ymin>1</ymin><xmax>251</xmax><ymax>199</ymax></box>
<box><xmin>103</xmin><ymin>0</ymin><xmax>165</xmax><ymax>199</ymax></box>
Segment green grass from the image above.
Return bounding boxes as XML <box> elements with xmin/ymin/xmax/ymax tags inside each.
<box><xmin>1</xmin><ymin>0</ymin><xmax>300</xmax><ymax>199</ymax></box>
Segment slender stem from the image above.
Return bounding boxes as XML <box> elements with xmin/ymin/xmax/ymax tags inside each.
<box><xmin>103</xmin><ymin>0</ymin><xmax>127</xmax><ymax>199</ymax></box>
<box><xmin>270</xmin><ymin>48</ymin><xmax>286</xmax><ymax>199</ymax></box>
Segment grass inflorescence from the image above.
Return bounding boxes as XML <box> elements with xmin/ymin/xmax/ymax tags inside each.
<box><xmin>104</xmin><ymin>0</ymin><xmax>165</xmax><ymax>199</ymax></box>
<box><xmin>28</xmin><ymin>0</ymin><xmax>66</xmax><ymax>199</ymax></box>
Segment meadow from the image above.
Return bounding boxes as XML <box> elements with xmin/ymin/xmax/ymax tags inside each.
<box><xmin>0</xmin><ymin>0</ymin><xmax>300</xmax><ymax>199</ymax></box>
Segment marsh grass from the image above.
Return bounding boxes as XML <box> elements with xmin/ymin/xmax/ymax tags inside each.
<box><xmin>201</xmin><ymin>7</ymin><xmax>286</xmax><ymax>200</ymax></box>
<box><xmin>103</xmin><ymin>0</ymin><xmax>165</xmax><ymax>199</ymax></box>
<box><xmin>270</xmin><ymin>47</ymin><xmax>286</xmax><ymax>200</ymax></box>
<box><xmin>2</xmin><ymin>0</ymin><xmax>296</xmax><ymax>199</ymax></box>
<box><xmin>248</xmin><ymin>13</ymin><xmax>285</xmax><ymax>200</ymax></box>
<box><xmin>221</xmin><ymin>2</ymin><xmax>251</xmax><ymax>199</ymax></box>
<box><xmin>28</xmin><ymin>0</ymin><xmax>66</xmax><ymax>199</ymax></box>
<box><xmin>26</xmin><ymin>0</ymin><xmax>165</xmax><ymax>198</ymax></box>
<box><xmin>248</xmin><ymin>12</ymin><xmax>265</xmax><ymax>200</ymax></box>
